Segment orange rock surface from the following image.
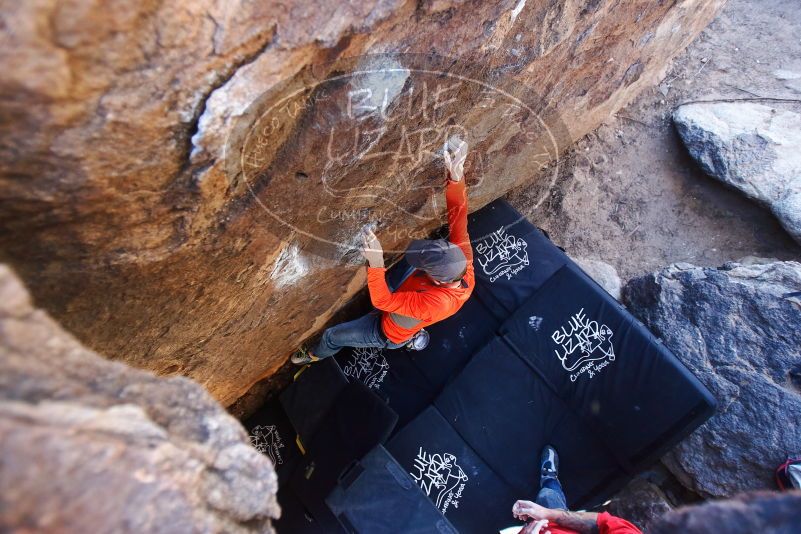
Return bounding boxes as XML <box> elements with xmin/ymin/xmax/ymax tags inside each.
<box><xmin>0</xmin><ymin>0</ymin><xmax>724</xmax><ymax>405</ymax></box>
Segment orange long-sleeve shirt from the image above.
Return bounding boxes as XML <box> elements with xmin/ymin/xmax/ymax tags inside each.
<box><xmin>367</xmin><ymin>177</ymin><xmax>475</xmax><ymax>344</ymax></box>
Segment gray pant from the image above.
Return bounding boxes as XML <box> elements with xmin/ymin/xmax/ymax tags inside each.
<box><xmin>536</xmin><ymin>477</ymin><xmax>568</xmax><ymax>510</ymax></box>
<box><xmin>312</xmin><ymin>311</ymin><xmax>407</xmax><ymax>359</ymax></box>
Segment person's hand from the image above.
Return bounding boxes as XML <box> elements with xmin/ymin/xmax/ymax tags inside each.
<box><xmin>443</xmin><ymin>136</ymin><xmax>468</xmax><ymax>182</ymax></box>
<box><xmin>361</xmin><ymin>229</ymin><xmax>384</xmax><ymax>268</ymax></box>
<box><xmin>512</xmin><ymin>500</ymin><xmax>551</xmax><ymax>522</ymax></box>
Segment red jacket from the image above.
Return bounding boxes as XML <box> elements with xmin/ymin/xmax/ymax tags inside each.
<box><xmin>518</xmin><ymin>512</ymin><xmax>641</xmax><ymax>534</ymax></box>
<box><xmin>366</xmin><ymin>178</ymin><xmax>475</xmax><ymax>343</ymax></box>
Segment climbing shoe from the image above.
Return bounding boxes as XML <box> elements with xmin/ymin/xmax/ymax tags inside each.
<box><xmin>291</xmin><ymin>346</ymin><xmax>319</xmax><ymax>366</ymax></box>
<box><xmin>540</xmin><ymin>444</ymin><xmax>559</xmax><ymax>483</ymax></box>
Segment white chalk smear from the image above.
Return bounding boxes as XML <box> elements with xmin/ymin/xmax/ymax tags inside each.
<box><xmin>270</xmin><ymin>243</ymin><xmax>309</xmax><ymax>288</ymax></box>
<box><xmin>511</xmin><ymin>0</ymin><xmax>527</xmax><ymax>23</ymax></box>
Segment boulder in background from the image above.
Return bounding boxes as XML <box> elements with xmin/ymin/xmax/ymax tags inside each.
<box><xmin>607</xmin><ymin>474</ymin><xmax>674</xmax><ymax>531</ymax></box>
<box><xmin>623</xmin><ymin>260</ymin><xmax>801</xmax><ymax>498</ymax></box>
<box><xmin>573</xmin><ymin>257</ymin><xmax>622</xmax><ymax>300</ymax></box>
<box><xmin>649</xmin><ymin>490</ymin><xmax>801</xmax><ymax>534</ymax></box>
<box><xmin>673</xmin><ymin>102</ymin><xmax>801</xmax><ymax>244</ymax></box>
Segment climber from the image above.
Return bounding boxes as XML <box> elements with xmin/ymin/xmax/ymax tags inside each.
<box><xmin>291</xmin><ymin>137</ymin><xmax>474</xmax><ymax>364</ymax></box>
<box><xmin>511</xmin><ymin>445</ymin><xmax>642</xmax><ymax>534</ymax></box>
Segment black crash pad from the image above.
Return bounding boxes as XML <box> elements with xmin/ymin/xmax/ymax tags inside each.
<box><xmin>270</xmin><ymin>199</ymin><xmax>715</xmax><ymax>531</ymax></box>
<box><xmin>408</xmin><ymin>295</ymin><xmax>501</xmax><ymax>392</ymax></box>
<box><xmin>468</xmin><ymin>199</ymin><xmax>570</xmax><ymax>319</ymax></box>
<box><xmin>273</xmin><ymin>487</ymin><xmax>337</xmax><ymax>533</ymax></box>
<box><xmin>434</xmin><ymin>337</ymin><xmax>625</xmax><ymax>508</ymax></box>
<box><xmin>290</xmin><ymin>381</ymin><xmax>398</xmax><ymax>526</ymax></box>
<box><xmin>280</xmin><ymin>357</ymin><xmax>349</xmax><ymax>447</ymax></box>
<box><xmin>386</xmin><ymin>406</ymin><xmax>518</xmax><ymax>533</ymax></box>
<box><xmin>500</xmin><ymin>264</ymin><xmax>717</xmax><ymax>471</ymax></box>
<box><xmin>336</xmin><ymin>346</ymin><xmax>437</xmax><ymax>429</ymax></box>
<box><xmin>243</xmin><ymin>398</ymin><xmax>300</xmax><ymax>487</ymax></box>
<box><xmin>326</xmin><ymin>445</ymin><xmax>458</xmax><ymax>534</ymax></box>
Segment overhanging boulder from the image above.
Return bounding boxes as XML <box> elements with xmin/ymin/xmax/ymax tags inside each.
<box><xmin>0</xmin><ymin>0</ymin><xmax>725</xmax><ymax>405</ymax></box>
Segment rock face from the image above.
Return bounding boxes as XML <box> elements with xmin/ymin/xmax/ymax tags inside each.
<box><xmin>0</xmin><ymin>0</ymin><xmax>725</xmax><ymax>405</ymax></box>
<box><xmin>623</xmin><ymin>260</ymin><xmax>801</xmax><ymax>498</ymax></box>
<box><xmin>649</xmin><ymin>491</ymin><xmax>801</xmax><ymax>534</ymax></box>
<box><xmin>607</xmin><ymin>476</ymin><xmax>673</xmax><ymax>531</ymax></box>
<box><xmin>673</xmin><ymin>102</ymin><xmax>801</xmax><ymax>244</ymax></box>
<box><xmin>0</xmin><ymin>265</ymin><xmax>279</xmax><ymax>532</ymax></box>
<box><xmin>573</xmin><ymin>257</ymin><xmax>622</xmax><ymax>300</ymax></box>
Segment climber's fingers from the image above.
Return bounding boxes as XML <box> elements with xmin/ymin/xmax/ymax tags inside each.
<box><xmin>362</xmin><ymin>229</ymin><xmax>381</xmax><ymax>251</ymax></box>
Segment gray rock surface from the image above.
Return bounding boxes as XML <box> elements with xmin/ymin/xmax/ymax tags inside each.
<box><xmin>673</xmin><ymin>102</ymin><xmax>801</xmax><ymax>244</ymax></box>
<box><xmin>649</xmin><ymin>490</ymin><xmax>801</xmax><ymax>534</ymax></box>
<box><xmin>623</xmin><ymin>260</ymin><xmax>801</xmax><ymax>498</ymax></box>
<box><xmin>607</xmin><ymin>475</ymin><xmax>673</xmax><ymax>531</ymax></box>
<box><xmin>573</xmin><ymin>257</ymin><xmax>623</xmax><ymax>300</ymax></box>
<box><xmin>774</xmin><ymin>69</ymin><xmax>801</xmax><ymax>95</ymax></box>
<box><xmin>0</xmin><ymin>265</ymin><xmax>279</xmax><ymax>533</ymax></box>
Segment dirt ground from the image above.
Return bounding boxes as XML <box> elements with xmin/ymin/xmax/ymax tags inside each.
<box><xmin>506</xmin><ymin>0</ymin><xmax>801</xmax><ymax>282</ymax></box>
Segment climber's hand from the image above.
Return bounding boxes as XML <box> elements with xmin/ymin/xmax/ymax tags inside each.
<box><xmin>443</xmin><ymin>136</ymin><xmax>468</xmax><ymax>182</ymax></box>
<box><xmin>361</xmin><ymin>229</ymin><xmax>384</xmax><ymax>268</ymax></box>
